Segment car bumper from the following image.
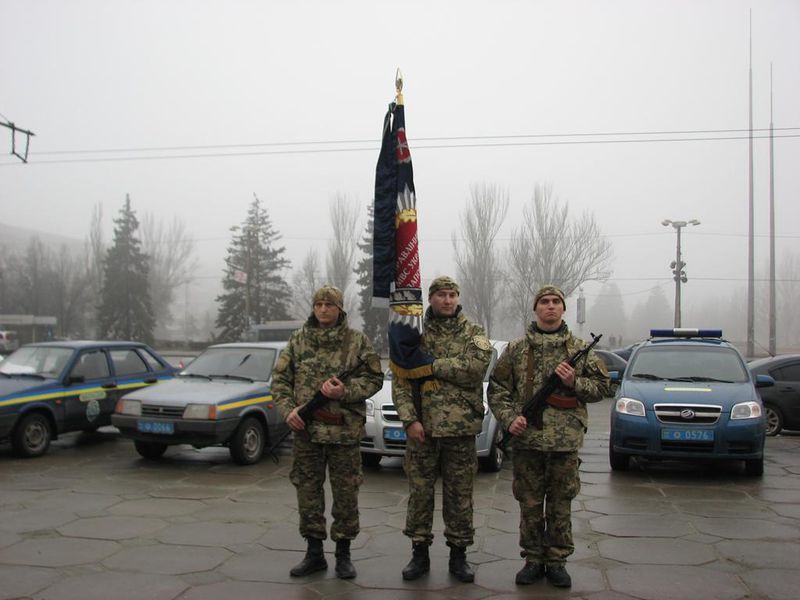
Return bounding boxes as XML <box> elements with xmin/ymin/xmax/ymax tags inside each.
<box><xmin>610</xmin><ymin>413</ymin><xmax>765</xmax><ymax>460</ymax></box>
<box><xmin>112</xmin><ymin>414</ymin><xmax>239</xmax><ymax>447</ymax></box>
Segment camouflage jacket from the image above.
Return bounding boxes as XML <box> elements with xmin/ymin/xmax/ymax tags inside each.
<box><xmin>393</xmin><ymin>308</ymin><xmax>493</xmax><ymax>438</ymax></box>
<box><xmin>488</xmin><ymin>322</ymin><xmax>610</xmax><ymax>451</ymax></box>
<box><xmin>272</xmin><ymin>315</ymin><xmax>383</xmax><ymax>445</ymax></box>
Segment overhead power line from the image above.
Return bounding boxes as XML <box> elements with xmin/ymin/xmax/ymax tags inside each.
<box><xmin>1</xmin><ymin>127</ymin><xmax>798</xmax><ymax>167</ymax></box>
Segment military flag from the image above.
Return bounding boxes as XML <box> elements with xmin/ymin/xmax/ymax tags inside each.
<box><xmin>373</xmin><ymin>74</ymin><xmax>433</xmax><ymax>384</ymax></box>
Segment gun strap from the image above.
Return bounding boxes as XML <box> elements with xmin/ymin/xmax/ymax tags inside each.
<box><xmin>525</xmin><ymin>345</ymin><xmax>535</xmax><ymax>409</ymax></box>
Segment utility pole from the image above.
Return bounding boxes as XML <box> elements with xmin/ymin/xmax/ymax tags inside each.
<box><xmin>768</xmin><ymin>63</ymin><xmax>776</xmax><ymax>355</ymax></box>
<box><xmin>747</xmin><ymin>10</ymin><xmax>755</xmax><ymax>358</ymax></box>
<box><xmin>662</xmin><ymin>219</ymin><xmax>700</xmax><ymax>328</ymax></box>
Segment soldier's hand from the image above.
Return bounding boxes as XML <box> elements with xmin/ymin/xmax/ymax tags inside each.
<box><xmin>509</xmin><ymin>415</ymin><xmax>528</xmax><ymax>436</ymax></box>
<box><xmin>321</xmin><ymin>376</ymin><xmax>345</xmax><ymax>400</ymax></box>
<box><xmin>407</xmin><ymin>421</ymin><xmax>425</xmax><ymax>443</ymax></box>
<box><xmin>286</xmin><ymin>407</ymin><xmax>306</xmax><ymax>432</ymax></box>
<box><xmin>555</xmin><ymin>361</ymin><xmax>576</xmax><ymax>389</ymax></box>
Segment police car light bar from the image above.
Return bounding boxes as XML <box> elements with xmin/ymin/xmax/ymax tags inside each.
<box><xmin>650</xmin><ymin>328</ymin><xmax>723</xmax><ymax>338</ymax></box>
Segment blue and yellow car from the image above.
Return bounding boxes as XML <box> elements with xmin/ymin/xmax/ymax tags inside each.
<box><xmin>609</xmin><ymin>329</ymin><xmax>774</xmax><ymax>476</ymax></box>
<box><xmin>112</xmin><ymin>342</ymin><xmax>289</xmax><ymax>465</ymax></box>
<box><xmin>0</xmin><ymin>341</ymin><xmax>175</xmax><ymax>457</ymax></box>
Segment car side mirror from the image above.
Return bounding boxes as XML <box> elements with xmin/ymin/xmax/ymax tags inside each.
<box><xmin>755</xmin><ymin>374</ymin><xmax>775</xmax><ymax>388</ymax></box>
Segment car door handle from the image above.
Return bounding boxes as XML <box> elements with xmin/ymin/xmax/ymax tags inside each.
<box><xmin>102</xmin><ymin>383</ymin><xmax>117</xmax><ymax>389</ymax></box>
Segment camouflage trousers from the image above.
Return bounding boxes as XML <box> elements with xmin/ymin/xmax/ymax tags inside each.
<box><xmin>512</xmin><ymin>448</ymin><xmax>581</xmax><ymax>564</ymax></box>
<box><xmin>404</xmin><ymin>435</ymin><xmax>477</xmax><ymax>548</ymax></box>
<box><xmin>289</xmin><ymin>436</ymin><xmax>363</xmax><ymax>541</ymax></box>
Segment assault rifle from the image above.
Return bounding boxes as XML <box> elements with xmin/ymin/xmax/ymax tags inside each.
<box><xmin>500</xmin><ymin>333</ymin><xmax>602</xmax><ymax>451</ymax></box>
<box><xmin>266</xmin><ymin>358</ymin><xmax>367</xmax><ymax>463</ymax></box>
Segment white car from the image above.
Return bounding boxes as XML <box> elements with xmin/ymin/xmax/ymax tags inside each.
<box><xmin>360</xmin><ymin>340</ymin><xmax>507</xmax><ymax>472</ymax></box>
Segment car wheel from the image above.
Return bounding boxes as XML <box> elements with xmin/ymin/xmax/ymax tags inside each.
<box><xmin>230</xmin><ymin>416</ymin><xmax>265</xmax><ymax>465</ymax></box>
<box><xmin>744</xmin><ymin>457</ymin><xmax>764</xmax><ymax>477</ymax></box>
<box><xmin>361</xmin><ymin>453</ymin><xmax>382</xmax><ymax>468</ymax></box>
<box><xmin>12</xmin><ymin>412</ymin><xmax>52</xmax><ymax>458</ymax></box>
<box><xmin>134</xmin><ymin>440</ymin><xmax>168</xmax><ymax>460</ymax></box>
<box><xmin>479</xmin><ymin>427</ymin><xmax>504</xmax><ymax>473</ymax></box>
<box><xmin>764</xmin><ymin>405</ymin><xmax>783</xmax><ymax>437</ymax></box>
<box><xmin>609</xmin><ymin>445</ymin><xmax>630</xmax><ymax>471</ymax></box>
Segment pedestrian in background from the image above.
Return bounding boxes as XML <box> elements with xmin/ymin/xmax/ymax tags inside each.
<box><xmin>393</xmin><ymin>276</ymin><xmax>493</xmax><ymax>583</ymax></box>
<box><xmin>488</xmin><ymin>285</ymin><xmax>609</xmax><ymax>588</ymax></box>
<box><xmin>273</xmin><ymin>285</ymin><xmax>383</xmax><ymax>579</ymax></box>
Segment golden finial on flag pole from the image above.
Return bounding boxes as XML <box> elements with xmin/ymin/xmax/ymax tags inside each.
<box><xmin>395</xmin><ymin>68</ymin><xmax>404</xmax><ymax>105</ymax></box>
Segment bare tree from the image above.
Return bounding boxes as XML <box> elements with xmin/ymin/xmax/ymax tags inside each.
<box><xmin>452</xmin><ymin>183</ymin><xmax>509</xmax><ymax>337</ymax></box>
<box><xmin>140</xmin><ymin>213</ymin><xmax>198</xmax><ymax>336</ymax></box>
<box><xmin>85</xmin><ymin>203</ymin><xmax>105</xmax><ymax>335</ymax></box>
<box><xmin>51</xmin><ymin>245</ymin><xmax>91</xmax><ymax>337</ymax></box>
<box><xmin>292</xmin><ymin>248</ymin><xmax>322</xmax><ymax>319</ymax></box>
<box><xmin>507</xmin><ymin>184</ymin><xmax>612</xmax><ymax>329</ymax></box>
<box><xmin>325</xmin><ymin>194</ymin><xmax>359</xmax><ymax>299</ymax></box>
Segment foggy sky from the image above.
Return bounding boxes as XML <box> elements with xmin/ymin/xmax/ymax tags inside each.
<box><xmin>1</xmin><ymin>0</ymin><xmax>799</xmax><ymax>328</ymax></box>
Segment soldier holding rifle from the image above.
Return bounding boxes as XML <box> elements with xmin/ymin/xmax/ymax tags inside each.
<box><xmin>273</xmin><ymin>285</ymin><xmax>383</xmax><ymax>580</ymax></box>
<box><xmin>488</xmin><ymin>285</ymin><xmax>610</xmax><ymax>588</ymax></box>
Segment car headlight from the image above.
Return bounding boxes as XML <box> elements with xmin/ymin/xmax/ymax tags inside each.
<box><xmin>365</xmin><ymin>399</ymin><xmax>374</xmax><ymax>417</ymax></box>
<box><xmin>116</xmin><ymin>399</ymin><xmax>141</xmax><ymax>416</ymax></box>
<box><xmin>731</xmin><ymin>401</ymin><xmax>762</xmax><ymax>420</ymax></box>
<box><xmin>183</xmin><ymin>404</ymin><xmax>216</xmax><ymax>419</ymax></box>
<box><xmin>615</xmin><ymin>397</ymin><xmax>645</xmax><ymax>417</ymax></box>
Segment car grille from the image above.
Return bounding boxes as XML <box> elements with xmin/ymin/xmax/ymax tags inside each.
<box><xmin>141</xmin><ymin>405</ymin><xmax>183</xmax><ymax>418</ymax></box>
<box><xmin>654</xmin><ymin>404</ymin><xmax>721</xmax><ymax>425</ymax></box>
<box><xmin>381</xmin><ymin>404</ymin><xmax>402</xmax><ymax>422</ymax></box>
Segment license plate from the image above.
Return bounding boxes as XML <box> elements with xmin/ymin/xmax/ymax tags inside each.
<box><xmin>661</xmin><ymin>428</ymin><xmax>714</xmax><ymax>442</ymax></box>
<box><xmin>137</xmin><ymin>421</ymin><xmax>174</xmax><ymax>435</ymax></box>
<box><xmin>384</xmin><ymin>427</ymin><xmax>406</xmax><ymax>441</ymax></box>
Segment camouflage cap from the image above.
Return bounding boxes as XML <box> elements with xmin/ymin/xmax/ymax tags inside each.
<box><xmin>533</xmin><ymin>285</ymin><xmax>566</xmax><ymax>309</ymax></box>
<box><xmin>428</xmin><ymin>275</ymin><xmax>460</xmax><ymax>297</ymax></box>
<box><xmin>312</xmin><ymin>285</ymin><xmax>345</xmax><ymax>311</ymax></box>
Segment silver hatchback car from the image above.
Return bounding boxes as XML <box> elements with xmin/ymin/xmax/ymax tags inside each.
<box><xmin>360</xmin><ymin>340</ymin><xmax>507</xmax><ymax>472</ymax></box>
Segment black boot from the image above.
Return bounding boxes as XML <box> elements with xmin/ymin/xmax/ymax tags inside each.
<box><xmin>334</xmin><ymin>539</ymin><xmax>356</xmax><ymax>579</ymax></box>
<box><xmin>290</xmin><ymin>538</ymin><xmax>327</xmax><ymax>577</ymax></box>
<box><xmin>448</xmin><ymin>545</ymin><xmax>475</xmax><ymax>583</ymax></box>
<box><xmin>401</xmin><ymin>542</ymin><xmax>430</xmax><ymax>580</ymax></box>
<box><xmin>545</xmin><ymin>563</ymin><xmax>572</xmax><ymax>588</ymax></box>
<box><xmin>515</xmin><ymin>561</ymin><xmax>545</xmax><ymax>585</ymax></box>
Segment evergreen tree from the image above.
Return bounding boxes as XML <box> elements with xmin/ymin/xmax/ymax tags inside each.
<box><xmin>215</xmin><ymin>195</ymin><xmax>292</xmax><ymax>341</ymax></box>
<box><xmin>97</xmin><ymin>195</ymin><xmax>155</xmax><ymax>343</ymax></box>
<box><xmin>354</xmin><ymin>202</ymin><xmax>388</xmax><ymax>355</ymax></box>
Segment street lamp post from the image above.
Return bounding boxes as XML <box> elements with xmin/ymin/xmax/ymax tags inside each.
<box><xmin>662</xmin><ymin>219</ymin><xmax>700</xmax><ymax>328</ymax></box>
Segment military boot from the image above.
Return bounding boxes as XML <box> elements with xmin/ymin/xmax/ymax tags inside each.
<box><xmin>334</xmin><ymin>539</ymin><xmax>356</xmax><ymax>579</ymax></box>
<box><xmin>545</xmin><ymin>563</ymin><xmax>572</xmax><ymax>588</ymax></box>
<box><xmin>401</xmin><ymin>542</ymin><xmax>430</xmax><ymax>580</ymax></box>
<box><xmin>515</xmin><ymin>561</ymin><xmax>545</xmax><ymax>585</ymax></box>
<box><xmin>289</xmin><ymin>537</ymin><xmax>327</xmax><ymax>577</ymax></box>
<box><xmin>448</xmin><ymin>545</ymin><xmax>475</xmax><ymax>583</ymax></box>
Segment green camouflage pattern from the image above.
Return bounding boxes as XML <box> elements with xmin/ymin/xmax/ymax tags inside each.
<box><xmin>513</xmin><ymin>448</ymin><xmax>580</xmax><ymax>563</ymax></box>
<box><xmin>289</xmin><ymin>435</ymin><xmax>363</xmax><ymax>541</ymax></box>
<box><xmin>403</xmin><ymin>435</ymin><xmax>477</xmax><ymax>547</ymax></box>
<box><xmin>272</xmin><ymin>315</ymin><xmax>383</xmax><ymax>445</ymax></box>
<box><xmin>393</xmin><ymin>309</ymin><xmax>492</xmax><ymax>437</ymax></box>
<box><xmin>487</xmin><ymin>322</ymin><xmax>610</xmax><ymax>451</ymax></box>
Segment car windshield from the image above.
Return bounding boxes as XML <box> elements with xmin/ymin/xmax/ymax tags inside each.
<box><xmin>628</xmin><ymin>345</ymin><xmax>749</xmax><ymax>383</ymax></box>
<box><xmin>181</xmin><ymin>347</ymin><xmax>277</xmax><ymax>381</ymax></box>
<box><xmin>0</xmin><ymin>346</ymin><xmax>74</xmax><ymax>378</ymax></box>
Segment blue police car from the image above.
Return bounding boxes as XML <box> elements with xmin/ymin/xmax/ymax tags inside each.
<box><xmin>609</xmin><ymin>329</ymin><xmax>774</xmax><ymax>476</ymax></box>
<box><xmin>0</xmin><ymin>341</ymin><xmax>175</xmax><ymax>458</ymax></box>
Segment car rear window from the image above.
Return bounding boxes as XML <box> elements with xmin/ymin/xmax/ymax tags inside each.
<box><xmin>629</xmin><ymin>346</ymin><xmax>749</xmax><ymax>383</ymax></box>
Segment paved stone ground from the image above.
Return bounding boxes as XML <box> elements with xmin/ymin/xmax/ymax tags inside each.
<box><xmin>1</xmin><ymin>401</ymin><xmax>799</xmax><ymax>600</ymax></box>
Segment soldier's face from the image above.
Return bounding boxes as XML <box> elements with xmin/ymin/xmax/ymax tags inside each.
<box><xmin>534</xmin><ymin>295</ymin><xmax>564</xmax><ymax>331</ymax></box>
<box><xmin>314</xmin><ymin>301</ymin><xmax>341</xmax><ymax>328</ymax></box>
<box><xmin>429</xmin><ymin>289</ymin><xmax>459</xmax><ymax>317</ymax></box>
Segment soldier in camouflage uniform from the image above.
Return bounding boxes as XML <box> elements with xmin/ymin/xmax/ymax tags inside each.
<box><xmin>488</xmin><ymin>285</ymin><xmax>610</xmax><ymax>588</ymax></box>
<box><xmin>272</xmin><ymin>285</ymin><xmax>383</xmax><ymax>580</ymax></box>
<box><xmin>393</xmin><ymin>276</ymin><xmax>493</xmax><ymax>583</ymax></box>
